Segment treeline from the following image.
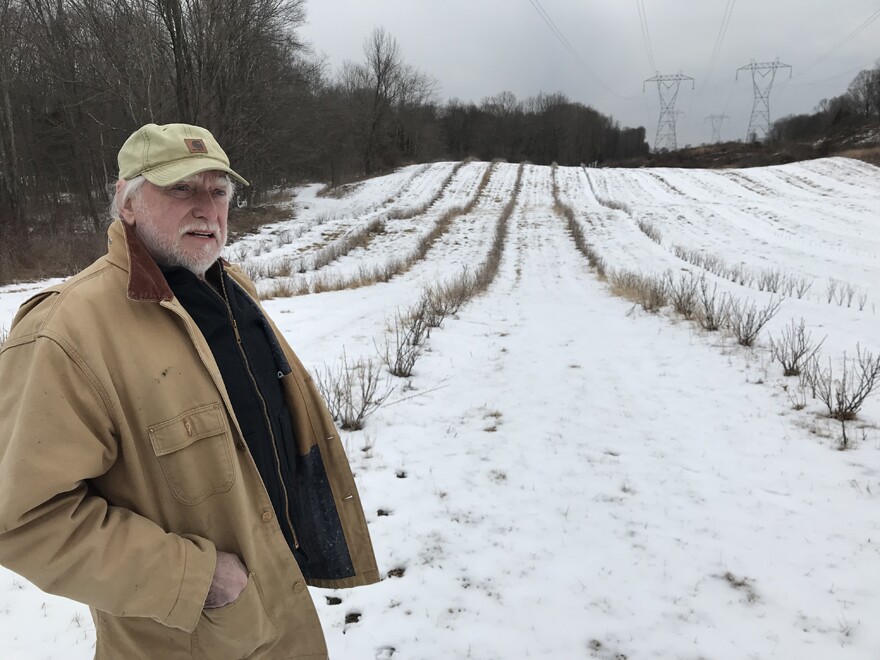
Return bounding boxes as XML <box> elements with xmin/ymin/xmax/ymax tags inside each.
<box><xmin>771</xmin><ymin>63</ymin><xmax>880</xmax><ymax>143</ymax></box>
<box><xmin>0</xmin><ymin>0</ymin><xmax>647</xmax><ymax>238</ymax></box>
<box><xmin>440</xmin><ymin>92</ymin><xmax>648</xmax><ymax>167</ymax></box>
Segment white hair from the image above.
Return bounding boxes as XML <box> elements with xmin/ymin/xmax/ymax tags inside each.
<box><xmin>108</xmin><ymin>176</ymin><xmax>146</xmax><ymax>220</ymax></box>
<box><xmin>108</xmin><ymin>172</ymin><xmax>236</xmax><ymax>221</ymax></box>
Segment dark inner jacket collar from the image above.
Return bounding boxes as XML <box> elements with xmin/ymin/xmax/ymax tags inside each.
<box><xmin>160</xmin><ymin>262</ymin><xmax>225</xmax><ymax>296</ymax></box>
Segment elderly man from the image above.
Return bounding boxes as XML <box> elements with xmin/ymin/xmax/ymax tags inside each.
<box><xmin>0</xmin><ymin>123</ymin><xmax>378</xmax><ymax>658</ymax></box>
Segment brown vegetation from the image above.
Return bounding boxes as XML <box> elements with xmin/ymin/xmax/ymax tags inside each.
<box><xmin>0</xmin><ymin>228</ymin><xmax>105</xmax><ymax>286</ymax></box>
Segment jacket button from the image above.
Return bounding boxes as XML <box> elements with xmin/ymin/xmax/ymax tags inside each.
<box><xmin>293</xmin><ymin>581</ymin><xmax>304</xmax><ymax>593</ymax></box>
<box><xmin>236</xmin><ymin>442</ymin><xmax>246</xmax><ymax>452</ymax></box>
<box><xmin>262</xmin><ymin>511</ymin><xmax>273</xmax><ymax>523</ymax></box>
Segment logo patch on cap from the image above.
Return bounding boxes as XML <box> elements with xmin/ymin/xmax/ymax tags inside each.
<box><xmin>184</xmin><ymin>139</ymin><xmax>208</xmax><ymax>154</ymax></box>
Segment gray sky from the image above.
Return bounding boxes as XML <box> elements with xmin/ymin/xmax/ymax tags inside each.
<box><xmin>300</xmin><ymin>1</ymin><xmax>880</xmax><ymax>148</ymax></box>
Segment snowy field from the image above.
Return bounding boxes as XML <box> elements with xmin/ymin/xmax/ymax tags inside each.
<box><xmin>1</xmin><ymin>157</ymin><xmax>879</xmax><ymax>659</ymax></box>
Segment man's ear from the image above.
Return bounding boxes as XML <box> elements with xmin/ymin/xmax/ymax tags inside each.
<box><xmin>115</xmin><ymin>179</ymin><xmax>136</xmax><ymax>225</ymax></box>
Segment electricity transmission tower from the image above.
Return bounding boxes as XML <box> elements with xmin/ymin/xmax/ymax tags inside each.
<box><xmin>736</xmin><ymin>59</ymin><xmax>792</xmax><ymax>142</ymax></box>
<box><xmin>644</xmin><ymin>72</ymin><xmax>694</xmax><ymax>151</ymax></box>
<box><xmin>705</xmin><ymin>114</ymin><xmax>729</xmax><ymax>143</ymax></box>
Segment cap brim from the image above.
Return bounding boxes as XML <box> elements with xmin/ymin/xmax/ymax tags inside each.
<box><xmin>141</xmin><ymin>158</ymin><xmax>249</xmax><ymax>187</ymax></box>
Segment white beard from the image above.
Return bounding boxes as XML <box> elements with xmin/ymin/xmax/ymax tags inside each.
<box><xmin>134</xmin><ymin>206</ymin><xmax>226</xmax><ymax>278</ymax></box>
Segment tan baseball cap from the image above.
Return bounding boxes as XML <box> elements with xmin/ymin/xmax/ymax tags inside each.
<box><xmin>117</xmin><ymin>123</ymin><xmax>249</xmax><ymax>186</ymax></box>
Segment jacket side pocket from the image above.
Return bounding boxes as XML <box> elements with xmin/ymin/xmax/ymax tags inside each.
<box><xmin>149</xmin><ymin>403</ymin><xmax>235</xmax><ymax>505</ymax></box>
<box><xmin>194</xmin><ymin>571</ymin><xmax>279</xmax><ymax>660</ymax></box>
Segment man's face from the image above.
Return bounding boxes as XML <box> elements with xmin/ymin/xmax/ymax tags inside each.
<box><xmin>121</xmin><ymin>171</ymin><xmax>231</xmax><ymax>277</ymax></box>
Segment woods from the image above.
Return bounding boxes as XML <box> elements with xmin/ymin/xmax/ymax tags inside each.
<box><xmin>771</xmin><ymin>63</ymin><xmax>880</xmax><ymax>144</ymax></box>
<box><xmin>0</xmin><ymin>0</ymin><xmax>648</xmax><ymax>273</ymax></box>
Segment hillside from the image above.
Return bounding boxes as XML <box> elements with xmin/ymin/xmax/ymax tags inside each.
<box><xmin>609</xmin><ymin>122</ymin><xmax>880</xmax><ymax>169</ymax></box>
<box><xmin>1</xmin><ymin>158</ymin><xmax>879</xmax><ymax>659</ymax></box>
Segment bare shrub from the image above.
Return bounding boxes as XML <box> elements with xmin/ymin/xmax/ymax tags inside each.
<box><xmin>823</xmin><ymin>279</ymin><xmax>858</xmax><ymax>307</ymax></box>
<box><xmin>801</xmin><ymin>353</ymin><xmax>821</xmax><ymax>400</ymax></box>
<box><xmin>313</xmin><ymin>211</ymin><xmax>340</xmax><ymax>225</ymax></box>
<box><xmin>226</xmin><ymin>244</ymin><xmax>250</xmax><ymax>262</ymax></box>
<box><xmin>826</xmin><ymin>278</ymin><xmax>838</xmax><ymax>304</ymax></box>
<box><xmin>726</xmin><ymin>297</ymin><xmax>781</xmax><ymax>347</ymax></box>
<box><xmin>425</xmin><ymin>268</ymin><xmax>476</xmax><ymax>321</ymax></box>
<box><xmin>696</xmin><ymin>280</ymin><xmax>729</xmax><ymax>331</ymax></box>
<box><xmin>858</xmin><ymin>293</ymin><xmax>868</xmax><ymax>311</ymax></box>
<box><xmin>259</xmin><ymin>278</ymin><xmax>309</xmax><ymax>299</ymax></box>
<box><xmin>378</xmin><ymin>301</ymin><xmax>430</xmax><ymax>378</ymax></box>
<box><xmin>637</xmin><ymin>220</ymin><xmax>662</xmax><ymax>244</ymax></box>
<box><xmin>0</xmin><ymin>325</ymin><xmax>7</xmax><ymax>350</ymax></box>
<box><xmin>609</xmin><ymin>271</ymin><xmax>668</xmax><ymax>312</ymax></box>
<box><xmin>756</xmin><ymin>269</ymin><xmax>783</xmax><ymax>293</ymax></box>
<box><xmin>314</xmin><ymin>351</ymin><xmax>393</xmax><ymax>431</ymax></box>
<box><xmin>783</xmin><ymin>378</ymin><xmax>808</xmax><ymax>411</ymax></box>
<box><xmin>0</xmin><ymin>227</ymin><xmax>105</xmax><ymax>286</ymax></box>
<box><xmin>672</xmin><ymin>245</ymin><xmax>739</xmax><ymax>283</ymax></box>
<box><xmin>665</xmin><ymin>271</ymin><xmax>700</xmax><ymax>319</ymax></box>
<box><xmin>309</xmin><ymin>271</ymin><xmax>340</xmax><ymax>294</ymax></box>
<box><xmin>811</xmin><ymin>346</ymin><xmax>880</xmax><ymax>422</ymax></box>
<box><xmin>423</xmin><ymin>293</ymin><xmax>447</xmax><ymax>328</ymax></box>
<box><xmin>672</xmin><ymin>245</ymin><xmax>695</xmax><ymax>263</ymax></box>
<box><xmin>726</xmin><ymin>264</ymin><xmax>744</xmax><ymax>285</ymax></box>
<box><xmin>769</xmin><ymin>319</ymin><xmax>825</xmax><ymax>377</ymax></box>
<box><xmin>420</xmin><ymin>287</ymin><xmax>453</xmax><ymax>328</ymax></box>
<box><xmin>702</xmin><ymin>253</ymin><xmax>726</xmax><ymax>277</ymax></box>
<box><xmin>596</xmin><ymin>196</ymin><xmax>631</xmax><ymax>213</ymax></box>
<box><xmin>793</xmin><ymin>277</ymin><xmax>813</xmax><ymax>300</ymax></box>
<box><xmin>263</xmin><ymin>256</ymin><xmax>306</xmax><ymax>279</ymax></box>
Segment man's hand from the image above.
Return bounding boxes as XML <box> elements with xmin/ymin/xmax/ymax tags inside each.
<box><xmin>204</xmin><ymin>551</ymin><xmax>249</xmax><ymax>609</ymax></box>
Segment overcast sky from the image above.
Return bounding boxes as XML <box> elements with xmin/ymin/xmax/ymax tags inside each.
<box><xmin>300</xmin><ymin>1</ymin><xmax>880</xmax><ymax>149</ymax></box>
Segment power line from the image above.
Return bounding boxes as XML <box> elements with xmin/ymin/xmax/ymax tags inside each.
<box><xmin>636</xmin><ymin>0</ymin><xmax>656</xmax><ymax>73</ymax></box>
<box><xmin>798</xmin><ymin>6</ymin><xmax>880</xmax><ymax>77</ymax></box>
<box><xmin>794</xmin><ymin>61</ymin><xmax>876</xmax><ymax>86</ymax></box>
<box><xmin>699</xmin><ymin>0</ymin><xmax>737</xmax><ymax>90</ymax></box>
<box><xmin>527</xmin><ymin>0</ymin><xmax>639</xmax><ymax>100</ymax></box>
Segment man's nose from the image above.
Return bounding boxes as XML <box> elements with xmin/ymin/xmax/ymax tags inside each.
<box><xmin>191</xmin><ymin>188</ymin><xmax>219</xmax><ymax>220</ymax></box>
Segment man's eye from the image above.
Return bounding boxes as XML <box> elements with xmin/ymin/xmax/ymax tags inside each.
<box><xmin>212</xmin><ymin>189</ymin><xmax>227</xmax><ymax>198</ymax></box>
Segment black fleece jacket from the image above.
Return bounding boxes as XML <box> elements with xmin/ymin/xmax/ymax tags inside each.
<box><xmin>161</xmin><ymin>262</ymin><xmax>306</xmax><ymax>563</ymax></box>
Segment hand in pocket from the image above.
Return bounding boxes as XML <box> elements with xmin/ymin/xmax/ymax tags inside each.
<box><xmin>204</xmin><ymin>551</ymin><xmax>249</xmax><ymax>609</ymax></box>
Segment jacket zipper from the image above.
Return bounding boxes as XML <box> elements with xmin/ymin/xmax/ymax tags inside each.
<box><xmin>214</xmin><ymin>274</ymin><xmax>301</xmax><ymax>550</ymax></box>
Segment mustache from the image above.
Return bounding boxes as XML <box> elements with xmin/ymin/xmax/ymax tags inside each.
<box><xmin>179</xmin><ymin>224</ymin><xmax>222</xmax><ymax>237</ymax></box>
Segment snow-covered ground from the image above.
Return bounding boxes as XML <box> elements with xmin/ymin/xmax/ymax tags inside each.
<box><xmin>1</xmin><ymin>158</ymin><xmax>879</xmax><ymax>659</ymax></box>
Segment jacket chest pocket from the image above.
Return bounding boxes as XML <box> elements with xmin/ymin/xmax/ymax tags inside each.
<box><xmin>149</xmin><ymin>403</ymin><xmax>236</xmax><ymax>505</ymax></box>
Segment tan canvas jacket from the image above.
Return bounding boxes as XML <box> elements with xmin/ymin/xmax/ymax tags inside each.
<box><xmin>0</xmin><ymin>219</ymin><xmax>379</xmax><ymax>659</ymax></box>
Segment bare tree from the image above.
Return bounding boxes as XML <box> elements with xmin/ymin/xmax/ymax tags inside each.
<box><xmin>338</xmin><ymin>27</ymin><xmax>435</xmax><ymax>175</ymax></box>
<box><xmin>846</xmin><ymin>67</ymin><xmax>880</xmax><ymax>118</ymax></box>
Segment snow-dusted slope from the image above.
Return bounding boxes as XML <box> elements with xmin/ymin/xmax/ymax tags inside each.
<box><xmin>1</xmin><ymin>158</ymin><xmax>879</xmax><ymax>659</ymax></box>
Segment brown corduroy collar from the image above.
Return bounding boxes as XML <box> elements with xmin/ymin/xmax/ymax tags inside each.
<box><xmin>106</xmin><ymin>219</ymin><xmax>175</xmax><ymax>303</ymax></box>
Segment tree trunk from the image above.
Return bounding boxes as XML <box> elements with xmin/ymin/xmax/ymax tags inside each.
<box><xmin>0</xmin><ymin>59</ymin><xmax>22</xmax><ymax>230</ymax></box>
